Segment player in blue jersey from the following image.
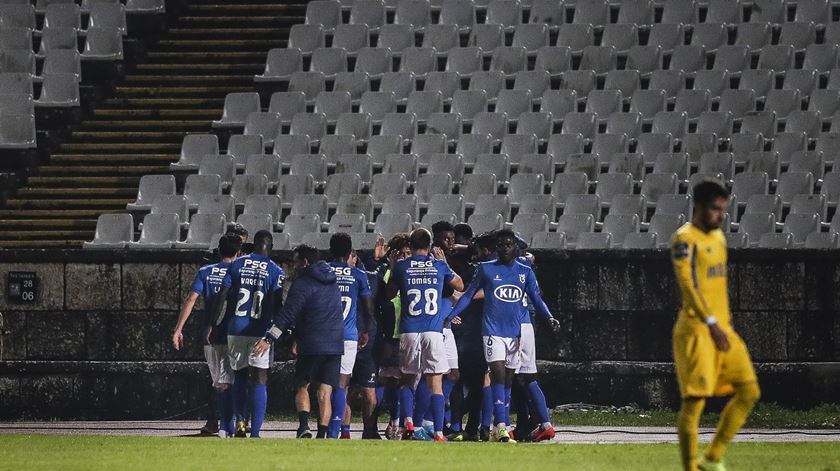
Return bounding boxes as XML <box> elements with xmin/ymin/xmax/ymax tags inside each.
<box><xmin>327</xmin><ymin>233</ymin><xmax>374</xmax><ymax>439</ymax></box>
<box><xmin>172</xmin><ymin>234</ymin><xmax>242</xmax><ymax>437</ymax></box>
<box><xmin>447</xmin><ymin>229</ymin><xmax>560</xmax><ymax>443</ymax></box>
<box><xmin>209</xmin><ymin>230</ymin><xmax>284</xmax><ymax>438</ymax></box>
<box><xmin>384</xmin><ymin>228</ymin><xmax>464</xmax><ymax>441</ymax></box>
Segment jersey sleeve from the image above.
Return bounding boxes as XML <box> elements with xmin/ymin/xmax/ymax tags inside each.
<box><xmin>190</xmin><ymin>269</ymin><xmax>206</xmax><ymax>296</ymax></box>
<box><xmin>523</xmin><ymin>267</ymin><xmax>552</xmax><ymax>321</ymax></box>
<box><xmin>671</xmin><ymin>230</ymin><xmax>713</xmax><ymax>322</ymax></box>
<box><xmin>446</xmin><ymin>264</ymin><xmax>483</xmax><ymax>321</ymax></box>
<box><xmin>269</xmin><ymin>264</ymin><xmax>284</xmax><ymax>293</ymax></box>
<box><xmin>440</xmin><ymin>260</ymin><xmax>455</xmax><ymax>284</ymax></box>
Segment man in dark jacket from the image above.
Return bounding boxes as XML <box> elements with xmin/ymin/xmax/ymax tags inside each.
<box><xmin>253</xmin><ymin>244</ymin><xmax>344</xmax><ymax>439</ymax></box>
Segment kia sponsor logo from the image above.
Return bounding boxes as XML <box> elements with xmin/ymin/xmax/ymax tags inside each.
<box><xmin>493</xmin><ymin>284</ymin><xmax>523</xmax><ymax>303</ymax></box>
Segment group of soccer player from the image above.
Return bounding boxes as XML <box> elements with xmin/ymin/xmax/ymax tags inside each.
<box><xmin>172</xmin><ymin>178</ymin><xmax>760</xmax><ymax>469</ymax></box>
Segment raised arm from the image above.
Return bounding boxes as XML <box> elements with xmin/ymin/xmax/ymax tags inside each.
<box><xmin>445</xmin><ymin>267</ymin><xmax>482</xmax><ymax>323</ymax></box>
<box><xmin>524</xmin><ymin>269</ymin><xmax>553</xmax><ymax>322</ymax></box>
<box><xmin>265</xmin><ymin>281</ymin><xmax>306</xmax><ymax>340</ymax></box>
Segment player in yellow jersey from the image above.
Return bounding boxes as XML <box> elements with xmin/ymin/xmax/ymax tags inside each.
<box><xmin>670</xmin><ymin>180</ymin><xmax>761</xmax><ymax>471</ymax></box>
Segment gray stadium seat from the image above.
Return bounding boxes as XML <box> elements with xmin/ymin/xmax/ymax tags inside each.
<box><xmin>355</xmin><ymin>48</ymin><xmax>392</xmax><ymax>77</ymax></box>
<box><xmin>367</xmin><ymin>135</ymin><xmax>403</xmax><ymax>166</ymax></box>
<box><xmin>805</xmin><ymin>232</ymin><xmax>840</xmax><ymax>249</ymax></box>
<box><xmin>371</xmin><ymin>173</ymin><xmax>408</xmax><ymax>203</ymax></box>
<box><xmin>380</xmin><ymin>112</ymin><xmax>416</xmax><ymax>139</ymax></box>
<box><xmin>283</xmin><ymin>214</ymin><xmax>321</xmax><ymax>245</ymax></box>
<box><xmin>318</xmin><ymin>134</ymin><xmax>356</xmax><ymax>165</ymax></box>
<box><xmin>467</xmin><ymin>213</ymin><xmax>505</xmax><ymax>234</ymax></box>
<box><xmin>198</xmin><ymin>155</ymin><xmax>235</xmax><ymax>188</ymax></box>
<box><xmin>512</xmin><ymin>213</ymin><xmax>548</xmax><ymax>245</ymax></box>
<box><xmin>325</xmin><ymin>173</ymin><xmax>362</xmax><ymax>205</ymax></box>
<box><xmin>335</xmin><ymin>112</ymin><xmax>372</xmax><ymax>141</ymax></box>
<box><xmin>35</xmin><ymin>73</ymin><xmax>80</xmax><ymax>108</ymax></box>
<box><xmin>469</xmin><ymin>71</ymin><xmax>505</xmax><ymax>99</ymax></box>
<box><xmin>490</xmin><ymin>46</ymin><xmax>527</xmax><ymax>76</ymax></box>
<box><xmin>127</xmin><ymin>174</ymin><xmax>176</xmax><ymax>211</ymax></box>
<box><xmin>290</xmin><ymin>112</ymin><xmax>327</xmax><ymax>142</ymax></box>
<box><xmin>288</xmin><ymin>71</ymin><xmax>326</xmax><ymax>103</ymax></box>
<box><xmin>382</xmin><ymin>194</ymin><xmax>419</xmax><ymax>220</ymax></box>
<box><xmin>531</xmin><ymin>231</ymin><xmax>566</xmax><ymax>249</ymax></box>
<box><xmin>176</xmin><ymin>213</ymin><xmax>227</xmax><ymax>249</ymax></box>
<box><xmin>788</xmin><ymin>151</ymin><xmax>825</xmax><ymax>181</ymax></box>
<box><xmin>648</xmin><ymin>213</ymin><xmax>685</xmax><ymax>247</ymax></box>
<box><xmin>461</xmin><ymin>173</ymin><xmax>497</xmax><ymax>205</ymax></box>
<box><xmin>790</xmin><ymin>194</ymin><xmax>827</xmax><ymax>220</ymax></box>
<box><xmin>575</xmin><ymin>232</ymin><xmax>612</xmax><ymax>249</ymax></box>
<box><xmin>475</xmin><ymin>194</ymin><xmax>511</xmax><ymax>220</ymax></box>
<box><xmin>255</xmin><ymin>48</ymin><xmax>303</xmax><ymax>82</ymax></box>
<box><xmin>329</xmin><ymin>213</ymin><xmax>367</xmax><ymax>233</ymax></box>
<box><xmin>784</xmin><ymin>213</ymin><xmax>820</xmax><ymax>246</ymax></box>
<box><xmin>468</xmin><ymin>24</ymin><xmax>504</xmax><ymax>52</ymax></box>
<box><xmin>350</xmin><ymin>0</ymin><xmax>385</xmax><ymax>31</ymax></box>
<box><xmin>384</xmin><ymin>153</ymin><xmax>419</xmax><ymax>182</ymax></box>
<box><xmin>777</xmin><ymin>172</ymin><xmax>814</xmax><ymax>205</ymax></box>
<box><xmin>622</xmin><ymin>232</ymin><xmax>657</xmax><ymax>249</ymax></box>
<box><xmin>151</xmin><ymin>195</ymin><xmax>189</xmax><ymax>225</ymax></box>
<box><xmin>602</xmin><ymin>214</ymin><xmax>639</xmax><ymax>247</ymax></box>
<box><xmin>276</xmin><ymin>174</ymin><xmax>314</xmax><ymax>207</ymax></box>
<box><xmin>610</xmin><ymin>194</ymin><xmax>646</xmax><ymax>221</ymax></box>
<box><xmin>534</xmin><ymin>46</ymin><xmax>572</xmax><ymax>77</ymax></box>
<box><xmin>550</xmin><ymin>172</ymin><xmax>588</xmax><ymax>205</ymax></box>
<box><xmin>556</xmin><ymin>214</ymin><xmax>595</xmax><ymax>247</ymax></box>
<box><xmin>428</xmin><ymin>154</ymin><xmax>464</xmax><ymax>183</ymax></box>
<box><xmin>415</xmin><ymin>173</ymin><xmax>452</xmax><ymax>205</ymax></box>
<box><xmin>758</xmin><ymin>233</ymin><xmax>793</xmax><ymax>249</ymax></box>
<box><xmin>641</xmin><ymin>173</ymin><xmax>678</xmax><ymax>207</ymax></box>
<box><xmin>744</xmin><ymin>194</ymin><xmax>782</xmax><ymax>219</ymax></box>
<box><xmin>273</xmin><ymin>134</ymin><xmax>310</xmax><ymax>165</ymax></box>
<box><xmin>84</xmin><ymin>214</ymin><xmax>134</xmax><ymax>249</ymax></box>
<box><xmin>81</xmin><ymin>28</ymin><xmax>123</xmax><ymax>60</ymax></box>
<box><xmin>244</xmin><ymin>195</ymin><xmax>283</xmax><ymax>224</ymax></box>
<box><xmin>738</xmin><ymin>212</ymin><xmax>775</xmax><ymax>246</ymax></box>
<box><xmin>197</xmin><ymin>194</ymin><xmax>235</xmax><ymax>221</ymax></box>
<box><xmin>725</xmin><ymin>232</ymin><xmax>749</xmax><ymax>249</ymax></box>
<box><xmin>375</xmin><ymin>213</ymin><xmax>413</xmax><ymax>237</ymax></box>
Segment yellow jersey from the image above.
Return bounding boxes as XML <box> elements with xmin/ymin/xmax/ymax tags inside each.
<box><xmin>670</xmin><ymin>222</ymin><xmax>731</xmax><ymax>328</ymax></box>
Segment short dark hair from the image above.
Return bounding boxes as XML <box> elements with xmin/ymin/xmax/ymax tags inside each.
<box><xmin>431</xmin><ymin>220</ymin><xmax>455</xmax><ymax>236</ymax></box>
<box><xmin>227</xmin><ymin>223</ymin><xmax>249</xmax><ymax>241</ymax></box>
<box><xmin>474</xmin><ymin>232</ymin><xmax>497</xmax><ymax>251</ymax></box>
<box><xmin>387</xmin><ymin>233</ymin><xmax>411</xmax><ymax>252</ymax></box>
<box><xmin>329</xmin><ymin>232</ymin><xmax>353</xmax><ymax>258</ymax></box>
<box><xmin>495</xmin><ymin>229</ymin><xmax>517</xmax><ymax>243</ymax></box>
<box><xmin>409</xmin><ymin>228</ymin><xmax>432</xmax><ymax>250</ymax></box>
<box><xmin>218</xmin><ymin>234</ymin><xmax>242</xmax><ymax>258</ymax></box>
<box><xmin>453</xmin><ymin>223</ymin><xmax>473</xmax><ymax>240</ymax></box>
<box><xmin>253</xmin><ymin>230</ymin><xmax>273</xmax><ymax>250</ymax></box>
<box><xmin>692</xmin><ymin>179</ymin><xmax>730</xmax><ymax>207</ymax></box>
<box><xmin>294</xmin><ymin>244</ymin><xmax>321</xmax><ymax>264</ymax></box>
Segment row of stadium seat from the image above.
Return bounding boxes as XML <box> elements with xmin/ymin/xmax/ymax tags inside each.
<box><xmin>301</xmin><ymin>0</ymin><xmax>839</xmax><ymax>31</ymax></box>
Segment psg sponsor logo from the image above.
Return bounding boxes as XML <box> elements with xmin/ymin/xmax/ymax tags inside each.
<box><xmin>493</xmin><ymin>284</ymin><xmax>524</xmax><ymax>303</ymax></box>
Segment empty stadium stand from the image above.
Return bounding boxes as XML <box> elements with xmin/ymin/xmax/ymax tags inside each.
<box><xmin>6</xmin><ymin>0</ymin><xmax>840</xmax><ymax>249</ymax></box>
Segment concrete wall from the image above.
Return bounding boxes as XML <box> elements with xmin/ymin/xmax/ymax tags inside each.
<box><xmin>1</xmin><ymin>249</ymin><xmax>838</xmax><ymax>419</ymax></box>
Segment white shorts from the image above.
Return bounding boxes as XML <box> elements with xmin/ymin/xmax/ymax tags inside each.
<box><xmin>483</xmin><ymin>335</ymin><xmax>521</xmax><ymax>371</ymax></box>
<box><xmin>341</xmin><ymin>340</ymin><xmax>358</xmax><ymax>375</ymax></box>
<box><xmin>442</xmin><ymin>327</ymin><xmax>459</xmax><ymax>371</ymax></box>
<box><xmin>400</xmin><ymin>331</ymin><xmax>450</xmax><ymax>376</ymax></box>
<box><xmin>227</xmin><ymin>335</ymin><xmax>271</xmax><ymax>371</ymax></box>
<box><xmin>516</xmin><ymin>323</ymin><xmax>537</xmax><ymax>374</ymax></box>
<box><xmin>204</xmin><ymin>344</ymin><xmax>234</xmax><ymax>387</ymax></box>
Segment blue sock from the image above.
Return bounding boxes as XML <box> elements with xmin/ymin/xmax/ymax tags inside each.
<box><xmin>414</xmin><ymin>381</ymin><xmax>430</xmax><ymax>425</ymax></box>
<box><xmin>249</xmin><ymin>383</ymin><xmax>267</xmax><ymax>438</ymax></box>
<box><xmin>430</xmin><ymin>394</ymin><xmax>445</xmax><ymax>434</ymax></box>
<box><xmin>527</xmin><ymin>381</ymin><xmax>550</xmax><ymax>424</ymax></box>
<box><xmin>442</xmin><ymin>378</ymin><xmax>454</xmax><ymax>425</ymax></box>
<box><xmin>491</xmin><ymin>384</ymin><xmax>506</xmax><ymax>427</ymax></box>
<box><xmin>232</xmin><ymin>371</ymin><xmax>248</xmax><ymax>422</ymax></box>
<box><xmin>481</xmin><ymin>386</ymin><xmax>493</xmax><ymax>428</ymax></box>
<box><xmin>504</xmin><ymin>387</ymin><xmax>512</xmax><ymax>426</ymax></box>
<box><xmin>376</xmin><ymin>386</ymin><xmax>384</xmax><ymax>406</ymax></box>
<box><xmin>384</xmin><ymin>386</ymin><xmax>399</xmax><ymax>423</ymax></box>
<box><xmin>399</xmin><ymin>386</ymin><xmax>415</xmax><ymax>426</ymax></box>
<box><xmin>328</xmin><ymin>387</ymin><xmax>347</xmax><ymax>438</ymax></box>
<box><xmin>220</xmin><ymin>388</ymin><xmax>235</xmax><ymax>436</ymax></box>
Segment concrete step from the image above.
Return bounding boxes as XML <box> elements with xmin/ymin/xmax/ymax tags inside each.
<box><xmin>39</xmin><ymin>165</ymin><xmax>171</xmax><ymax>176</ymax></box>
<box><xmin>92</xmin><ymin>109</ymin><xmax>221</xmax><ymax>119</ymax></box>
<box><xmin>101</xmin><ymin>98</ymin><xmax>225</xmax><ymax>108</ymax></box>
<box><xmin>58</xmin><ymin>142</ymin><xmax>182</xmax><ymax>152</ymax></box>
<box><xmin>4</xmin><ymin>198</ymin><xmax>133</xmax><ymax>209</ymax></box>
<box><xmin>0</xmin><ymin>219</ymin><xmax>98</xmax><ymax>229</ymax></box>
<box><xmin>16</xmin><ymin>187</ymin><xmax>138</xmax><ymax>199</ymax></box>
<box><xmin>177</xmin><ymin>16</ymin><xmax>302</xmax><ymax>27</ymax></box>
<box><xmin>122</xmin><ymin>75</ymin><xmax>254</xmax><ymax>85</ymax></box>
<box><xmin>79</xmin><ymin>120</ymin><xmax>210</xmax><ymax>131</ymax></box>
<box><xmin>0</xmin><ymin>209</ymin><xmax>122</xmax><ymax>219</ymax></box>
<box><xmin>0</xmin><ymin>230</ymin><xmax>94</xmax><ymax>240</ymax></box>
<box><xmin>0</xmin><ymin>239</ymin><xmax>87</xmax><ymax>247</ymax></box>
<box><xmin>153</xmin><ymin>38</ymin><xmax>287</xmax><ymax>51</ymax></box>
<box><xmin>69</xmin><ymin>131</ymin><xmax>190</xmax><ymax>142</ymax></box>
<box><xmin>186</xmin><ymin>4</ymin><xmax>306</xmax><ymax>14</ymax></box>
<box><xmin>50</xmin><ymin>153</ymin><xmax>179</xmax><ymax>164</ymax></box>
<box><xmin>113</xmin><ymin>86</ymin><xmax>253</xmax><ymax>98</ymax></box>
<box><xmin>27</xmin><ymin>176</ymin><xmax>141</xmax><ymax>187</ymax></box>
<box><xmin>146</xmin><ymin>51</ymin><xmax>267</xmax><ymax>62</ymax></box>
<box><xmin>134</xmin><ymin>63</ymin><xmax>264</xmax><ymax>72</ymax></box>
<box><xmin>167</xmin><ymin>28</ymin><xmax>287</xmax><ymax>38</ymax></box>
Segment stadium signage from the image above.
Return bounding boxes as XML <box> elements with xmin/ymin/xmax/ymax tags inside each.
<box><xmin>7</xmin><ymin>271</ymin><xmax>38</xmax><ymax>303</ymax></box>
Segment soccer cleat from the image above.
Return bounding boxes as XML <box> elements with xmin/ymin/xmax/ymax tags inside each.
<box><xmin>401</xmin><ymin>425</ymin><xmax>416</xmax><ymax>441</ymax></box>
<box><xmin>340</xmin><ymin>431</ymin><xmax>351</xmax><ymax>439</ymax></box>
<box><xmin>361</xmin><ymin>431</ymin><xmax>383</xmax><ymax>440</ymax></box>
<box><xmin>445</xmin><ymin>431</ymin><xmax>464</xmax><ymax>442</ymax></box>
<box><xmin>296</xmin><ymin>428</ymin><xmax>313</xmax><ymax>439</ymax></box>
<box><xmin>698</xmin><ymin>460</ymin><xmax>727</xmax><ymax>471</ymax></box>
<box><xmin>462</xmin><ymin>432</ymin><xmax>480</xmax><ymax>442</ymax></box>
<box><xmin>385</xmin><ymin>423</ymin><xmax>399</xmax><ymax>440</ymax></box>
<box><xmin>529</xmin><ymin>425</ymin><xmax>556</xmax><ymax>443</ymax></box>
<box><xmin>201</xmin><ymin>420</ymin><xmax>219</xmax><ymax>436</ymax></box>
<box><xmin>434</xmin><ymin>435</ymin><xmax>448</xmax><ymax>442</ymax></box>
<box><xmin>478</xmin><ymin>426</ymin><xmax>491</xmax><ymax>442</ymax></box>
<box><xmin>414</xmin><ymin>426</ymin><xmax>434</xmax><ymax>441</ymax></box>
<box><xmin>494</xmin><ymin>426</ymin><xmax>515</xmax><ymax>443</ymax></box>
<box><xmin>234</xmin><ymin>420</ymin><xmax>248</xmax><ymax>438</ymax></box>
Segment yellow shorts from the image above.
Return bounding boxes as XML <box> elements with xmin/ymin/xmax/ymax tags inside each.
<box><xmin>672</xmin><ymin>322</ymin><xmax>758</xmax><ymax>398</ymax></box>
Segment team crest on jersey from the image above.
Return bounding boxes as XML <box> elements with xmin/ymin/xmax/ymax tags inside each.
<box><xmin>519</xmin><ymin>274</ymin><xmax>526</xmax><ymax>284</ymax></box>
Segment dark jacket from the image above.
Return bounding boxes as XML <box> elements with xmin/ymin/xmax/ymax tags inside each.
<box><xmin>266</xmin><ymin>260</ymin><xmax>344</xmax><ymax>356</ymax></box>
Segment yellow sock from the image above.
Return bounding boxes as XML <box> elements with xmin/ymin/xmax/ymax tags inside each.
<box><xmin>677</xmin><ymin>397</ymin><xmax>705</xmax><ymax>471</ymax></box>
<box><xmin>705</xmin><ymin>382</ymin><xmax>761</xmax><ymax>462</ymax></box>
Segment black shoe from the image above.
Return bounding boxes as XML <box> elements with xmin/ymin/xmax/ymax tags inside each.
<box><xmin>200</xmin><ymin>420</ymin><xmax>219</xmax><ymax>435</ymax></box>
<box><xmin>462</xmin><ymin>432</ymin><xmax>480</xmax><ymax>442</ymax></box>
<box><xmin>442</xmin><ymin>425</ymin><xmax>455</xmax><ymax>436</ymax></box>
<box><xmin>478</xmin><ymin>426</ymin><xmax>491</xmax><ymax>442</ymax></box>
<box><xmin>297</xmin><ymin>428</ymin><xmax>313</xmax><ymax>439</ymax></box>
<box><xmin>361</xmin><ymin>431</ymin><xmax>383</xmax><ymax>440</ymax></box>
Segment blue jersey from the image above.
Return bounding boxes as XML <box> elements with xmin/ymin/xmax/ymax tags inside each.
<box><xmin>192</xmin><ymin>261</ymin><xmax>231</xmax><ymax>345</ymax></box>
<box><xmin>330</xmin><ymin>261</ymin><xmax>372</xmax><ymax>342</ymax></box>
<box><xmin>515</xmin><ymin>256</ymin><xmax>533</xmax><ymax>325</ymax></box>
<box><xmin>448</xmin><ymin>258</ymin><xmax>552</xmax><ymax>337</ymax></box>
<box><xmin>391</xmin><ymin>255</ymin><xmax>455</xmax><ymax>334</ymax></box>
<box><xmin>223</xmin><ymin>253</ymin><xmax>284</xmax><ymax>337</ymax></box>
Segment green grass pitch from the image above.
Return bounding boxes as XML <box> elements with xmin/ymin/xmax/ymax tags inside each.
<box><xmin>1</xmin><ymin>435</ymin><xmax>838</xmax><ymax>471</ymax></box>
